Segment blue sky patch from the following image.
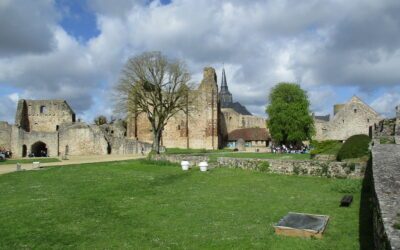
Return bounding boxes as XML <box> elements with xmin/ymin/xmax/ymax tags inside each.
<box><xmin>56</xmin><ymin>0</ymin><xmax>100</xmax><ymax>43</ymax></box>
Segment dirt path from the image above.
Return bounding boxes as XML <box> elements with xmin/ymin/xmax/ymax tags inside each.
<box><xmin>0</xmin><ymin>154</ymin><xmax>146</xmax><ymax>175</ymax></box>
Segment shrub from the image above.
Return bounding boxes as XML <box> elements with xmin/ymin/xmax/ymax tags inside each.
<box><xmin>293</xmin><ymin>165</ymin><xmax>300</xmax><ymax>175</ymax></box>
<box><xmin>320</xmin><ymin>163</ymin><xmax>330</xmax><ymax>177</ymax></box>
<box><xmin>337</xmin><ymin>134</ymin><xmax>371</xmax><ymax>161</ymax></box>
<box><xmin>256</xmin><ymin>161</ymin><xmax>270</xmax><ymax>172</ymax></box>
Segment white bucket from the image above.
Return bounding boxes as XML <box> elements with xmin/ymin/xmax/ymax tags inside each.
<box><xmin>199</xmin><ymin>161</ymin><xmax>208</xmax><ymax>172</ymax></box>
<box><xmin>181</xmin><ymin>161</ymin><xmax>190</xmax><ymax>171</ymax></box>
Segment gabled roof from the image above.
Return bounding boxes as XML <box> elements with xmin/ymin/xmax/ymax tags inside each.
<box><xmin>228</xmin><ymin>128</ymin><xmax>270</xmax><ymax>141</ymax></box>
<box><xmin>314</xmin><ymin>115</ymin><xmax>330</xmax><ymax>122</ymax></box>
<box><xmin>334</xmin><ymin>95</ymin><xmax>380</xmax><ymax>118</ymax></box>
<box><xmin>221</xmin><ymin>102</ymin><xmax>252</xmax><ymax>115</ymax></box>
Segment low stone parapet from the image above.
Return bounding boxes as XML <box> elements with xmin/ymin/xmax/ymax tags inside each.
<box><xmin>150</xmin><ymin>154</ymin><xmax>209</xmax><ymax>167</ymax></box>
<box><xmin>150</xmin><ymin>153</ymin><xmax>364</xmax><ymax>178</ymax></box>
<box><xmin>217</xmin><ymin>157</ymin><xmax>364</xmax><ymax>178</ymax></box>
<box><xmin>371</xmin><ymin>144</ymin><xmax>400</xmax><ymax>249</ymax></box>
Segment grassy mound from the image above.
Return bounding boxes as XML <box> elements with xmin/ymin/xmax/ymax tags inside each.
<box><xmin>310</xmin><ymin>140</ymin><xmax>342</xmax><ymax>157</ymax></box>
<box><xmin>337</xmin><ymin>134</ymin><xmax>371</xmax><ymax>161</ymax></box>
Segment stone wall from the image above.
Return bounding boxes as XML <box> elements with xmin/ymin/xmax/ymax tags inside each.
<box><xmin>220</xmin><ymin>108</ymin><xmax>266</xmax><ymax>135</ymax></box>
<box><xmin>15</xmin><ymin>99</ymin><xmax>75</xmax><ymax>132</ymax></box>
<box><xmin>150</xmin><ymin>154</ymin><xmax>364</xmax><ymax>178</ymax></box>
<box><xmin>217</xmin><ymin>157</ymin><xmax>364</xmax><ymax>178</ymax></box>
<box><xmin>150</xmin><ymin>154</ymin><xmax>209</xmax><ymax>167</ymax></box>
<box><xmin>128</xmin><ymin>67</ymin><xmax>220</xmax><ymax>150</ymax></box>
<box><xmin>59</xmin><ymin>123</ymin><xmax>108</xmax><ymax>156</ymax></box>
<box><xmin>10</xmin><ymin>128</ymin><xmax>59</xmax><ymax>157</ymax></box>
<box><xmin>371</xmin><ymin>144</ymin><xmax>400</xmax><ymax>249</ymax></box>
<box><xmin>0</xmin><ymin>121</ymin><xmax>12</xmax><ymax>150</ymax></box>
<box><xmin>373</xmin><ymin>118</ymin><xmax>396</xmax><ymax>144</ymax></box>
<box><xmin>372</xmin><ymin>105</ymin><xmax>400</xmax><ymax>145</ymax></box>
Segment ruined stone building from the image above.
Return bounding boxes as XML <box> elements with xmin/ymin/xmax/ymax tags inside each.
<box><xmin>127</xmin><ymin>67</ymin><xmax>268</xmax><ymax>149</ymax></box>
<box><xmin>0</xmin><ymin>100</ymin><xmax>151</xmax><ymax>158</ymax></box>
<box><xmin>372</xmin><ymin>105</ymin><xmax>400</xmax><ymax>144</ymax></box>
<box><xmin>313</xmin><ymin>96</ymin><xmax>381</xmax><ymax>141</ymax></box>
<box><xmin>0</xmin><ymin>67</ymin><xmax>268</xmax><ymax>157</ymax></box>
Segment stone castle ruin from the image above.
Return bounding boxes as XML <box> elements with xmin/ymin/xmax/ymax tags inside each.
<box><xmin>0</xmin><ymin>67</ymin><xmax>267</xmax><ymax>158</ymax></box>
<box><xmin>128</xmin><ymin>67</ymin><xmax>268</xmax><ymax>150</ymax></box>
<box><xmin>0</xmin><ymin>100</ymin><xmax>151</xmax><ymax>158</ymax></box>
<box><xmin>1</xmin><ymin>66</ymin><xmax>392</xmax><ymax>159</ymax></box>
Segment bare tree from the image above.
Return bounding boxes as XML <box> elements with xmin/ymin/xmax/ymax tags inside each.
<box><xmin>115</xmin><ymin>51</ymin><xmax>192</xmax><ymax>153</ymax></box>
<box><xmin>94</xmin><ymin>115</ymin><xmax>108</xmax><ymax>125</ymax></box>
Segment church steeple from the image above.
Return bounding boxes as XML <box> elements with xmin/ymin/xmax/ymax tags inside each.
<box><xmin>219</xmin><ymin>67</ymin><xmax>233</xmax><ymax>107</ymax></box>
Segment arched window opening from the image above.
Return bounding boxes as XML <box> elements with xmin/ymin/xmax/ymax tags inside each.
<box><xmin>22</xmin><ymin>145</ymin><xmax>27</xmax><ymax>157</ymax></box>
<box><xmin>31</xmin><ymin>141</ymin><xmax>47</xmax><ymax>157</ymax></box>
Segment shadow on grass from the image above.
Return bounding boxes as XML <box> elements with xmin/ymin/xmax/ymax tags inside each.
<box><xmin>359</xmin><ymin>156</ymin><xmax>374</xmax><ymax>250</ymax></box>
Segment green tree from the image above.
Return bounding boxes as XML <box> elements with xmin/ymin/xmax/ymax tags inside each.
<box><xmin>266</xmin><ymin>83</ymin><xmax>314</xmax><ymax>145</ymax></box>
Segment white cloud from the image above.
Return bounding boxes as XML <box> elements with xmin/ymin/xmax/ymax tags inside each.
<box><xmin>371</xmin><ymin>91</ymin><xmax>400</xmax><ymax>118</ymax></box>
<box><xmin>1</xmin><ymin>0</ymin><xmax>400</xmax><ymax>124</ymax></box>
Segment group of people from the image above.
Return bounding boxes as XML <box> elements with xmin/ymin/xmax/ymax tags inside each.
<box><xmin>271</xmin><ymin>144</ymin><xmax>309</xmax><ymax>154</ymax></box>
<box><xmin>0</xmin><ymin>148</ymin><xmax>12</xmax><ymax>158</ymax></box>
<box><xmin>28</xmin><ymin>150</ymin><xmax>48</xmax><ymax>158</ymax></box>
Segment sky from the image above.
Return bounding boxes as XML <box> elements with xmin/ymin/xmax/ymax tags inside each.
<box><xmin>1</xmin><ymin>0</ymin><xmax>400</xmax><ymax>123</ymax></box>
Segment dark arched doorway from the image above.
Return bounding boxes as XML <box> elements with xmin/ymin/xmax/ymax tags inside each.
<box><xmin>22</xmin><ymin>145</ymin><xmax>27</xmax><ymax>157</ymax></box>
<box><xmin>107</xmin><ymin>143</ymin><xmax>112</xmax><ymax>155</ymax></box>
<box><xmin>31</xmin><ymin>141</ymin><xmax>47</xmax><ymax>157</ymax></box>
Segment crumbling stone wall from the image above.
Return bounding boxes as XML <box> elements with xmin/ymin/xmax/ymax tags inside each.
<box><xmin>128</xmin><ymin>67</ymin><xmax>220</xmax><ymax>150</ymax></box>
<box><xmin>10</xmin><ymin>128</ymin><xmax>58</xmax><ymax>157</ymax></box>
<box><xmin>371</xmin><ymin>144</ymin><xmax>400</xmax><ymax>249</ymax></box>
<box><xmin>372</xmin><ymin>105</ymin><xmax>400</xmax><ymax>145</ymax></box>
<box><xmin>150</xmin><ymin>154</ymin><xmax>364</xmax><ymax>178</ymax></box>
<box><xmin>15</xmin><ymin>99</ymin><xmax>75</xmax><ymax>132</ymax></box>
<box><xmin>314</xmin><ymin>96</ymin><xmax>381</xmax><ymax>141</ymax></box>
<box><xmin>217</xmin><ymin>157</ymin><xmax>364</xmax><ymax>178</ymax></box>
<box><xmin>59</xmin><ymin>123</ymin><xmax>108</xmax><ymax>156</ymax></box>
<box><xmin>220</xmin><ymin>108</ymin><xmax>266</xmax><ymax>135</ymax></box>
<box><xmin>0</xmin><ymin>121</ymin><xmax>12</xmax><ymax>150</ymax></box>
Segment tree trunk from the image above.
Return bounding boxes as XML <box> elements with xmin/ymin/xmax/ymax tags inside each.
<box><xmin>152</xmin><ymin>129</ymin><xmax>162</xmax><ymax>154</ymax></box>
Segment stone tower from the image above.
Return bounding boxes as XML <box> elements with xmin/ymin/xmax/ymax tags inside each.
<box><xmin>219</xmin><ymin>67</ymin><xmax>233</xmax><ymax>107</ymax></box>
<box><xmin>127</xmin><ymin>67</ymin><xmax>221</xmax><ymax>149</ymax></box>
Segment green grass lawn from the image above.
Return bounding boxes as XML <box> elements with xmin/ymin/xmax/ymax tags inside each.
<box><xmin>0</xmin><ymin>157</ymin><xmax>61</xmax><ymax>165</ymax></box>
<box><xmin>0</xmin><ymin>160</ymin><xmax>372</xmax><ymax>249</ymax></box>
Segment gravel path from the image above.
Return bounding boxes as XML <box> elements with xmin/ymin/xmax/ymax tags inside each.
<box><xmin>0</xmin><ymin>154</ymin><xmax>146</xmax><ymax>175</ymax></box>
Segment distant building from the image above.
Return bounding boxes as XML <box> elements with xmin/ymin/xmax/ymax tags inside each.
<box><xmin>313</xmin><ymin>96</ymin><xmax>381</xmax><ymax>141</ymax></box>
<box><xmin>227</xmin><ymin>128</ymin><xmax>270</xmax><ymax>149</ymax></box>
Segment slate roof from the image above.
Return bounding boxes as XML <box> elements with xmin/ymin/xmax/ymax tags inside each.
<box><xmin>228</xmin><ymin>128</ymin><xmax>270</xmax><ymax>141</ymax></box>
<box><xmin>222</xmin><ymin>102</ymin><xmax>252</xmax><ymax>115</ymax></box>
<box><xmin>314</xmin><ymin>115</ymin><xmax>330</xmax><ymax>122</ymax></box>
